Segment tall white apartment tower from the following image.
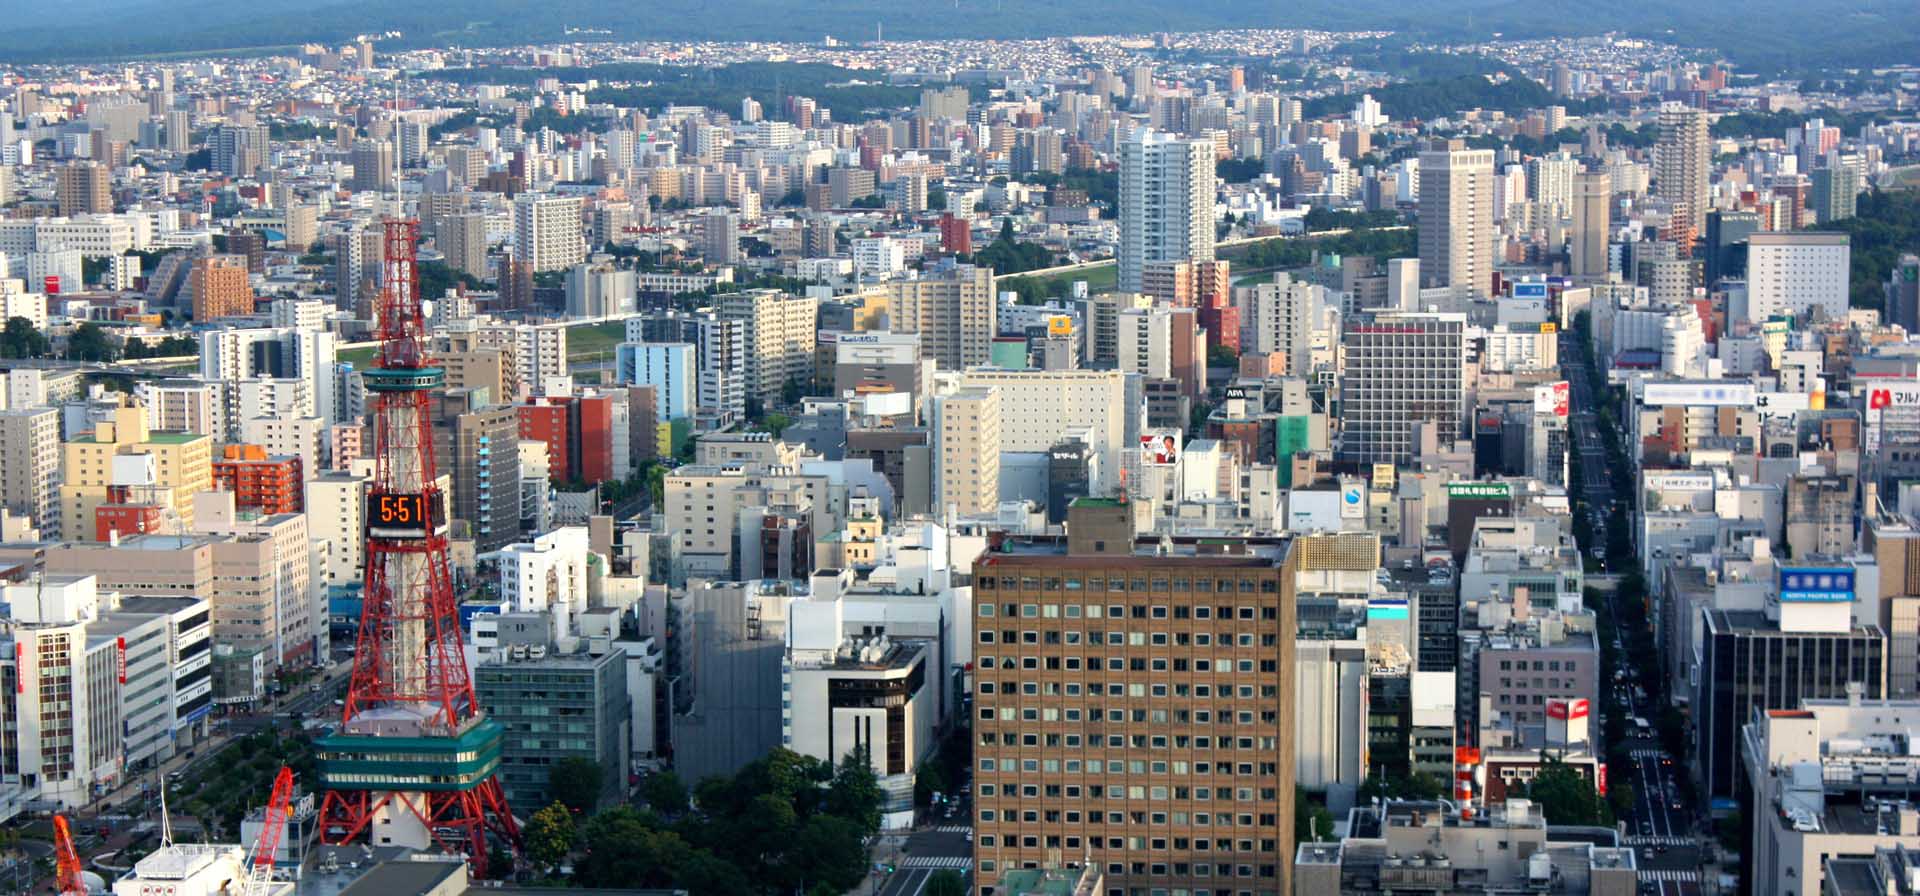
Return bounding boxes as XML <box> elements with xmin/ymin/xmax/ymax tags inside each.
<box><xmin>512</xmin><ymin>194</ymin><xmax>586</xmax><ymax>273</ymax></box>
<box><xmin>1417</xmin><ymin>145</ymin><xmax>1495</xmax><ymax>304</ymax></box>
<box><xmin>1118</xmin><ymin>129</ymin><xmax>1215</xmax><ymax>293</ymax></box>
<box><xmin>1654</xmin><ymin>103</ymin><xmax>1711</xmax><ymax>246</ymax></box>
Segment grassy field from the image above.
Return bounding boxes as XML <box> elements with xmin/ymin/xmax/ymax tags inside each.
<box><xmin>339</xmin><ymin>345</ymin><xmax>376</xmax><ymax>367</ymax></box>
<box><xmin>565</xmin><ymin>320</ymin><xmax>627</xmax><ymax>361</ymax></box>
<box><xmin>340</xmin><ymin>318</ymin><xmax>630</xmax><ymax>371</ymax></box>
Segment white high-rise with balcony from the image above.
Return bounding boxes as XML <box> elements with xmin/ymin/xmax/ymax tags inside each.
<box><xmin>1118</xmin><ymin>129</ymin><xmax>1215</xmax><ymax>293</ymax></box>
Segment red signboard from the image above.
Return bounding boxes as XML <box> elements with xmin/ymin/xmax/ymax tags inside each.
<box><xmin>1546</xmin><ymin>698</ymin><xmax>1590</xmax><ymax>720</ymax></box>
<box><xmin>116</xmin><ymin>637</ymin><xmax>126</xmax><ymax>684</ymax></box>
<box><xmin>43</xmin><ymin>276</ymin><xmax>60</xmax><ymax>295</ymax></box>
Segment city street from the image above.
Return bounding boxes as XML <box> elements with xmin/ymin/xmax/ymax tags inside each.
<box><xmin>1563</xmin><ymin>324</ymin><xmax>1709</xmax><ymax>896</ymax></box>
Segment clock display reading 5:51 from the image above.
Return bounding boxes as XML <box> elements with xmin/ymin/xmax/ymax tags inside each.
<box><xmin>367</xmin><ymin>492</ymin><xmax>429</xmax><ymax>534</ymax></box>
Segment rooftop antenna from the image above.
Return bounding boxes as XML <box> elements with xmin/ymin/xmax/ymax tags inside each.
<box><xmin>160</xmin><ymin>783</ymin><xmax>175</xmax><ymax>847</ymax></box>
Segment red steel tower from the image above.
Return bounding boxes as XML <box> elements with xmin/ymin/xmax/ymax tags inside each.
<box><xmin>316</xmin><ymin>220</ymin><xmax>519</xmax><ymax>874</ymax></box>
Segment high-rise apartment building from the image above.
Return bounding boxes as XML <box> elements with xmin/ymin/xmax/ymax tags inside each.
<box><xmin>1654</xmin><ymin>104</ymin><xmax>1711</xmax><ymax>248</ymax></box>
<box><xmin>1809</xmin><ymin>164</ymin><xmax>1861</xmax><ymax>225</ymax></box>
<box><xmin>933</xmin><ymin>387</ymin><xmax>1000</xmax><ymax>517</ymax></box>
<box><xmin>614</xmin><ymin>343</ymin><xmax>697</xmax><ymax>423</ymax></box>
<box><xmin>717</xmin><ymin>289</ymin><xmax>818</xmax><ymax>407</ymax></box>
<box><xmin>347</xmin><ymin>139</ymin><xmax>394</xmax><ymax>193</ymax></box>
<box><xmin>1570</xmin><ymin>170</ymin><xmax>1612</xmax><ymax>282</ymax></box>
<box><xmin>56</xmin><ymin>162</ymin><xmax>112</xmax><ymax>216</ymax></box>
<box><xmin>1118</xmin><ymin>130</ymin><xmax>1215</xmax><ymax>294</ymax></box>
<box><xmin>513</xmin><ymin>194</ymin><xmax>587</xmax><ymax>273</ymax></box>
<box><xmin>190</xmin><ymin>254</ymin><xmax>253</xmax><ymax>322</ymax></box>
<box><xmin>432</xmin><ymin>391</ymin><xmax>523</xmax><ymax>552</ymax></box>
<box><xmin>970</xmin><ymin>500</ymin><xmax>1297</xmax><ymax>895</ymax></box>
<box><xmin>441</xmin><ymin>213</ymin><xmax>490</xmax><ymax>279</ymax></box>
<box><xmin>1245</xmin><ymin>274</ymin><xmax>1330</xmax><ymax>377</ymax></box>
<box><xmin>0</xmin><ymin>407</ymin><xmax>61</xmax><ymax>539</ymax></box>
<box><xmin>881</xmin><ymin>265</ymin><xmax>997</xmax><ymax>371</ymax></box>
<box><xmin>1743</xmin><ymin>232</ymin><xmax>1851</xmax><ymax>324</ymax></box>
<box><xmin>699</xmin><ymin>210</ymin><xmax>741</xmax><ymax>264</ymax></box>
<box><xmin>1336</xmin><ymin>311</ymin><xmax>1467</xmax><ymax>464</ymax></box>
<box><xmin>1416</xmin><ymin>145</ymin><xmax>1494</xmax><ymax>303</ymax></box>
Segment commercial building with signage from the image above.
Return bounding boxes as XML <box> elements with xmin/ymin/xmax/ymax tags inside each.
<box><xmin>1696</xmin><ymin>608</ymin><xmax>1886</xmax><ymax>802</ymax></box>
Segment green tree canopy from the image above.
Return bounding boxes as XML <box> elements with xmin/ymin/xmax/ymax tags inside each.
<box><xmin>927</xmin><ymin>870</ymin><xmax>967</xmax><ymax>896</ymax></box>
<box><xmin>66</xmin><ymin>322</ymin><xmax>117</xmax><ymax>363</ymax></box>
<box><xmin>0</xmin><ymin>317</ymin><xmax>51</xmax><ymax>359</ymax></box>
<box><xmin>1527</xmin><ymin>757</ymin><xmax>1611</xmax><ymax>826</ymax></box>
<box><xmin>547</xmin><ymin>756</ymin><xmax>605</xmax><ymax>814</ymax></box>
<box><xmin>525</xmin><ymin>801</ymin><xmax>578</xmax><ymax>869</ymax></box>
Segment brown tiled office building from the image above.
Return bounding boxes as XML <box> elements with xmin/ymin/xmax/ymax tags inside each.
<box><xmin>971</xmin><ymin>498</ymin><xmax>1297</xmax><ymax>896</ymax></box>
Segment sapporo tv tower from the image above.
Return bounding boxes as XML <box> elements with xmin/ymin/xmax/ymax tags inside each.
<box><xmin>316</xmin><ymin>220</ymin><xmax>520</xmax><ymax>873</ymax></box>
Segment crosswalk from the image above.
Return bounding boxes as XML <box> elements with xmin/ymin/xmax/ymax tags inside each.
<box><xmin>903</xmin><ymin>856</ymin><xmax>973</xmax><ymax>870</ymax></box>
<box><xmin>933</xmin><ymin>825</ymin><xmax>970</xmax><ymax>833</ymax></box>
<box><xmin>1630</xmin><ymin>749</ymin><xmax>1668</xmax><ymax>760</ymax></box>
<box><xmin>1641</xmin><ymin>870</ymin><xmax>1700</xmax><ymax>882</ymax></box>
<box><xmin>1626</xmin><ymin>835</ymin><xmax>1691</xmax><ymax>847</ymax></box>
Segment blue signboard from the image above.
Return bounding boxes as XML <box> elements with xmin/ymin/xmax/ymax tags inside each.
<box><xmin>1512</xmin><ymin>282</ymin><xmax>1550</xmax><ymax>299</ymax></box>
<box><xmin>1367</xmin><ymin>599</ymin><xmax>1409</xmax><ymax>621</ymax></box>
<box><xmin>1779</xmin><ymin>567</ymin><xmax>1854</xmax><ymax>603</ymax></box>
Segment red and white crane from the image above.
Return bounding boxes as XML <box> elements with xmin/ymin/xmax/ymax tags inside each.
<box><xmin>245</xmin><ymin>767</ymin><xmax>296</xmax><ymax>896</ymax></box>
<box><xmin>52</xmin><ymin>814</ymin><xmax>84</xmax><ymax>896</ymax></box>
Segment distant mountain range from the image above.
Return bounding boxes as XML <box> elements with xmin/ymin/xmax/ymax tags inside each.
<box><xmin>6</xmin><ymin>0</ymin><xmax>1915</xmax><ymax>73</ymax></box>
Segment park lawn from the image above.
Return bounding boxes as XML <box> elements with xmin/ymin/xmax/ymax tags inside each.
<box><xmin>566</xmin><ymin>320</ymin><xmax>627</xmax><ymax>361</ymax></box>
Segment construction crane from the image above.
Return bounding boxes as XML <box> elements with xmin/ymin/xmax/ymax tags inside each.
<box><xmin>52</xmin><ymin>814</ymin><xmax>84</xmax><ymax>896</ymax></box>
<box><xmin>245</xmin><ymin>767</ymin><xmax>296</xmax><ymax>896</ymax></box>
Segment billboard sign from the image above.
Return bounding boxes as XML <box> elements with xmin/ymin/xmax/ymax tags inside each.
<box><xmin>1644</xmin><ymin>471</ymin><xmax>1715</xmax><ymax>492</ymax></box>
<box><xmin>116</xmin><ymin>637</ymin><xmax>127</xmax><ymax>684</ymax></box>
<box><xmin>1779</xmin><ymin>567</ymin><xmax>1855</xmax><ymax>603</ymax></box>
<box><xmin>1446</xmin><ymin>482</ymin><xmax>1512</xmax><ymax>500</ymax></box>
<box><xmin>1140</xmin><ymin>431</ymin><xmax>1180</xmax><ymax>467</ymax></box>
<box><xmin>1754</xmin><ymin>391</ymin><xmax>1811</xmax><ymax>419</ymax></box>
<box><xmin>1533</xmin><ymin>381</ymin><xmax>1570</xmax><ymax>417</ymax></box>
<box><xmin>1547</xmin><ymin>698</ymin><xmax>1590</xmax><ymax>720</ymax></box>
<box><xmin>1641</xmin><ymin>382</ymin><xmax>1756</xmax><ymax>407</ymax></box>
<box><xmin>1512</xmin><ymin>282</ymin><xmax>1549</xmax><ymax>299</ymax></box>
<box><xmin>1046</xmin><ymin>315</ymin><xmax>1073</xmax><ymax>337</ymax></box>
<box><xmin>1340</xmin><ymin>483</ymin><xmax>1365</xmax><ymax>518</ymax></box>
<box><xmin>44</xmin><ymin>276</ymin><xmax>60</xmax><ymax>295</ymax></box>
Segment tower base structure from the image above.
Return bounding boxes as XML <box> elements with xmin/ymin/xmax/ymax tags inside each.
<box><xmin>316</xmin><ymin>705</ymin><xmax>519</xmax><ymax>875</ymax></box>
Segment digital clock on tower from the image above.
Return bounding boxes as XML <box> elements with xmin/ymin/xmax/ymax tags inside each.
<box><xmin>367</xmin><ymin>492</ymin><xmax>429</xmax><ymax>535</ymax></box>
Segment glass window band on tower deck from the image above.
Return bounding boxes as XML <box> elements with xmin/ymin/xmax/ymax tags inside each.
<box><xmin>315</xmin><ymin>718</ymin><xmax>506</xmax><ymax>791</ymax></box>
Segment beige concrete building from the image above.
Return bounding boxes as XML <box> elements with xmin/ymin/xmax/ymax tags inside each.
<box><xmin>954</xmin><ymin>369</ymin><xmax>1129</xmax><ymax>495</ymax></box>
<box><xmin>934</xmin><ymin>386</ymin><xmax>1000</xmax><ymax>517</ymax></box>
<box><xmin>1417</xmin><ymin>145</ymin><xmax>1495</xmax><ymax>303</ymax></box>
<box><xmin>440</xmin><ymin>212</ymin><xmax>490</xmax><ymax>279</ymax></box>
<box><xmin>0</xmin><ymin>407</ymin><xmax>61</xmax><ymax>540</ymax></box>
<box><xmin>1743</xmin><ymin>698</ymin><xmax>1920</xmax><ymax>896</ymax></box>
<box><xmin>662</xmin><ymin>463</ymin><xmax>836</xmax><ymax>578</ymax></box>
<box><xmin>880</xmin><ymin>265</ymin><xmax>996</xmax><ymax>371</ymax></box>
<box><xmin>193</xmin><ymin>495</ymin><xmax>320</xmax><ymax>671</ymax></box>
<box><xmin>58</xmin><ymin>405</ymin><xmax>213</xmax><ymax>540</ymax></box>
<box><xmin>971</xmin><ymin>501</ymin><xmax>1297</xmax><ymax>895</ymax></box>
<box><xmin>718</xmin><ymin>289</ymin><xmax>818</xmax><ymax>407</ymax></box>
<box><xmin>304</xmin><ymin>470</ymin><xmax>367</xmax><ymax>588</ymax></box>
